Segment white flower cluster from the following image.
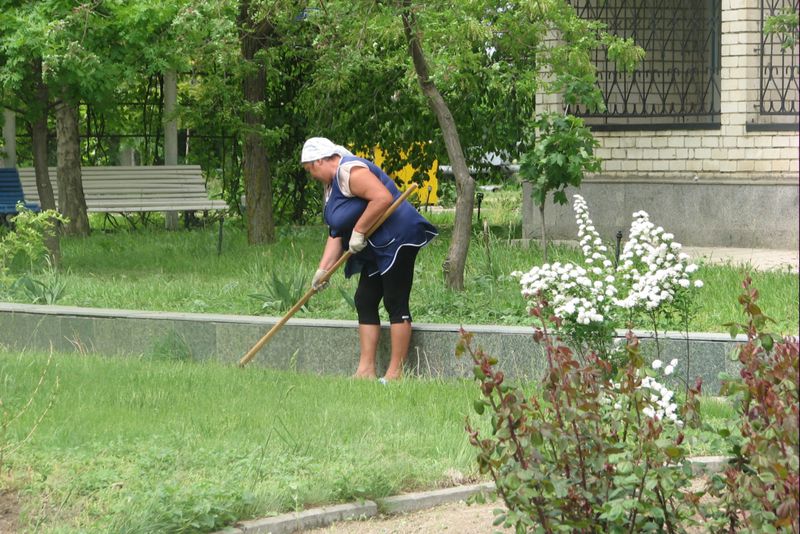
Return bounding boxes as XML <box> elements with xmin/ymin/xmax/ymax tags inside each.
<box><xmin>518</xmin><ymin>262</ymin><xmax>611</xmax><ymax>325</ymax></box>
<box><xmin>516</xmin><ymin>196</ymin><xmax>618</xmax><ymax>326</ymax></box>
<box><xmin>613</xmin><ymin>210</ymin><xmax>703</xmax><ymax>311</ymax></box>
<box><xmin>639</xmin><ymin>358</ymin><xmax>682</xmax><ymax>426</ymax></box>
<box><xmin>574</xmin><ymin>195</ymin><xmax>614</xmax><ymax>270</ymax></box>
<box><xmin>515</xmin><ymin>195</ymin><xmax>703</xmax><ymax>326</ymax></box>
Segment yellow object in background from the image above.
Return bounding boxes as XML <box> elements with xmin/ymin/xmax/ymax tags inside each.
<box><xmin>359</xmin><ymin>146</ymin><xmax>439</xmax><ymax>206</ymax></box>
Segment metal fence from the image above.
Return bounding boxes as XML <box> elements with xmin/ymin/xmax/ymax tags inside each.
<box><xmin>570</xmin><ymin>0</ymin><xmax>722</xmax><ymax>130</ymax></box>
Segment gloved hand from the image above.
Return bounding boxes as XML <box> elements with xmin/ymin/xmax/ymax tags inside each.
<box><xmin>311</xmin><ymin>268</ymin><xmax>329</xmax><ymax>291</ymax></box>
<box><xmin>348</xmin><ymin>230</ymin><xmax>367</xmax><ymax>254</ymax></box>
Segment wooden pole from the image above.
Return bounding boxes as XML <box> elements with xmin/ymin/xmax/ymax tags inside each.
<box><xmin>238</xmin><ymin>183</ymin><xmax>418</xmax><ymax>367</ymax></box>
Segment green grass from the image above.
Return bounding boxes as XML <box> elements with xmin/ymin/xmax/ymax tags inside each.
<box><xmin>1</xmin><ymin>349</ymin><xmax>740</xmax><ymax>533</ymax></box>
<box><xmin>3</xmin><ymin>187</ymin><xmax>797</xmax><ymax>333</ymax></box>
<box><xmin>33</xmin><ymin>208</ymin><xmax>797</xmax><ymax>334</ymax></box>
<box><xmin>1</xmin><ymin>191</ymin><xmax>788</xmax><ymax>532</ymax></box>
<box><xmin>2</xmin><ymin>350</ymin><xmax>485</xmax><ymax>533</ymax></box>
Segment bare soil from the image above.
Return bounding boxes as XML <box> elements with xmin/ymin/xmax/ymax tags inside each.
<box><xmin>306</xmin><ymin>500</ymin><xmax>513</xmax><ymax>534</ymax></box>
<box><xmin>306</xmin><ymin>478</ymin><xmax>713</xmax><ymax>534</ymax></box>
<box><xmin>0</xmin><ymin>488</ymin><xmax>20</xmax><ymax>534</ymax></box>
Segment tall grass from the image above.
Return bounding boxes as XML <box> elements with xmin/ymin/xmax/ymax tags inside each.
<box><xmin>47</xmin><ymin>212</ymin><xmax>798</xmax><ymax>334</ymax></box>
<box><xmin>4</xmin><ymin>188</ymin><xmax>797</xmax><ymax>333</ymax></box>
<box><xmin>2</xmin><ymin>349</ymin><xmax>484</xmax><ymax>533</ymax></box>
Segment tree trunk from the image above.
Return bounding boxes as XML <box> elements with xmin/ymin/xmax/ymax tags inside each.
<box><xmin>401</xmin><ymin>2</ymin><xmax>474</xmax><ymax>290</ymax></box>
<box><xmin>539</xmin><ymin>202</ymin><xmax>548</xmax><ymax>263</ymax></box>
<box><xmin>55</xmin><ymin>96</ymin><xmax>90</xmax><ymax>236</ymax></box>
<box><xmin>238</xmin><ymin>0</ymin><xmax>275</xmax><ymax>245</ymax></box>
<box><xmin>27</xmin><ymin>59</ymin><xmax>61</xmax><ymax>265</ymax></box>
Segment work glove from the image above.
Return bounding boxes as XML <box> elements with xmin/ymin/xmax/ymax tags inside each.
<box><xmin>348</xmin><ymin>230</ymin><xmax>367</xmax><ymax>254</ymax></box>
<box><xmin>311</xmin><ymin>268</ymin><xmax>329</xmax><ymax>291</ymax></box>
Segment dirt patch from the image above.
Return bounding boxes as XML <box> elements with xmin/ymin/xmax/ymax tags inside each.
<box><xmin>0</xmin><ymin>488</ymin><xmax>20</xmax><ymax>533</ymax></box>
<box><xmin>307</xmin><ymin>478</ymin><xmax>714</xmax><ymax>533</ymax></box>
<box><xmin>306</xmin><ymin>500</ymin><xmax>512</xmax><ymax>534</ymax></box>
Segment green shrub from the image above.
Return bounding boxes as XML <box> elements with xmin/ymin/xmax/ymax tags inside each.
<box><xmin>461</xmin><ymin>310</ymin><xmax>703</xmax><ymax>532</ymax></box>
<box><xmin>0</xmin><ymin>204</ymin><xmax>67</xmax><ymax>300</ymax></box>
<box><xmin>704</xmin><ymin>276</ymin><xmax>799</xmax><ymax>532</ymax></box>
<box><xmin>249</xmin><ymin>269</ymin><xmax>310</xmax><ymax>313</ymax></box>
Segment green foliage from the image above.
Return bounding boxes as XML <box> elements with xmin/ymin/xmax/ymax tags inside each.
<box><xmin>249</xmin><ymin>268</ymin><xmax>310</xmax><ymax>314</ymax></box>
<box><xmin>461</xmin><ymin>317</ymin><xmax>703</xmax><ymax>532</ymax></box>
<box><xmin>519</xmin><ymin>113</ymin><xmax>600</xmax><ymax>208</ymax></box>
<box><xmin>0</xmin><ymin>204</ymin><xmax>66</xmax><ymax>285</ymax></box>
<box><xmin>704</xmin><ymin>277</ymin><xmax>799</xmax><ymax>532</ymax></box>
<box><xmin>303</xmin><ymin>0</ymin><xmax>643</xmax><ymax>178</ymax></box>
<box><xmin>111</xmin><ymin>482</ymin><xmax>256</xmax><ymax>534</ymax></box>
<box><xmin>12</xmin><ymin>257</ymin><xmax>67</xmax><ymax>304</ymax></box>
<box><xmin>764</xmin><ymin>9</ymin><xmax>799</xmax><ymax>49</ymax></box>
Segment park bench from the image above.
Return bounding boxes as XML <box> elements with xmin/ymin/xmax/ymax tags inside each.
<box><xmin>0</xmin><ymin>168</ymin><xmax>40</xmax><ymax>223</ymax></box>
<box><xmin>18</xmin><ymin>165</ymin><xmax>228</xmax><ymax>251</ymax></box>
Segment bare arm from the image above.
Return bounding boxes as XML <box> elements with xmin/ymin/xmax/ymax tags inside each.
<box><xmin>348</xmin><ymin>166</ymin><xmax>393</xmax><ymax>234</ymax></box>
<box><xmin>319</xmin><ymin>235</ymin><xmax>344</xmax><ymax>271</ymax></box>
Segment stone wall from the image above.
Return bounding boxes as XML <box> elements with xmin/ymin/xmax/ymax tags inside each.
<box><xmin>0</xmin><ymin>303</ymin><xmax>745</xmax><ymax>394</ymax></box>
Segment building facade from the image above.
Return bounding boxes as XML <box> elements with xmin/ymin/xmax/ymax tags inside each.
<box><xmin>523</xmin><ymin>0</ymin><xmax>799</xmax><ymax>249</ymax></box>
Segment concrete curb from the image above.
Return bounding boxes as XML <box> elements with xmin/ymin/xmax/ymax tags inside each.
<box><xmin>379</xmin><ymin>482</ymin><xmax>495</xmax><ymax>515</ymax></box>
<box><xmin>218</xmin><ymin>501</ymin><xmax>378</xmax><ymax>534</ymax></box>
<box><xmin>0</xmin><ymin>302</ymin><xmax>749</xmax><ymax>393</ymax></box>
<box><xmin>211</xmin><ymin>483</ymin><xmax>493</xmax><ymax>534</ymax></box>
<box><xmin>213</xmin><ymin>458</ymin><xmax>728</xmax><ymax>534</ymax></box>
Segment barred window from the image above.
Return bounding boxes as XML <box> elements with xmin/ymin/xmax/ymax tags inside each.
<box><xmin>569</xmin><ymin>0</ymin><xmax>722</xmax><ymax>130</ymax></box>
<box><xmin>751</xmin><ymin>0</ymin><xmax>799</xmax><ymax>131</ymax></box>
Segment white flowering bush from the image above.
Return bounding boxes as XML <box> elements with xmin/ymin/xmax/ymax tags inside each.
<box><xmin>639</xmin><ymin>358</ymin><xmax>681</xmax><ymax>424</ymax></box>
<box><xmin>615</xmin><ymin>209</ymin><xmax>703</xmax><ymax>314</ymax></box>
<box><xmin>515</xmin><ymin>194</ymin><xmax>702</xmax><ymax>362</ymax></box>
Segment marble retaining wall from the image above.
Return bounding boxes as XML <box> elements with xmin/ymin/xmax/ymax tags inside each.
<box><xmin>0</xmin><ymin>303</ymin><xmax>747</xmax><ymax>393</ymax></box>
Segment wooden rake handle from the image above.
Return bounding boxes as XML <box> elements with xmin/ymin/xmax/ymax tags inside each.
<box><xmin>238</xmin><ymin>183</ymin><xmax>419</xmax><ymax>367</ymax></box>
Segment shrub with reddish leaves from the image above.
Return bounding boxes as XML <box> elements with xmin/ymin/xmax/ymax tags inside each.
<box><xmin>705</xmin><ymin>276</ymin><xmax>799</xmax><ymax>533</ymax></box>
<box><xmin>459</xmin><ymin>301</ymin><xmax>703</xmax><ymax>533</ymax></box>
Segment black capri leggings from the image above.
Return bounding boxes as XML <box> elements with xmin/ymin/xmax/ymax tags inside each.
<box><xmin>354</xmin><ymin>246</ymin><xmax>419</xmax><ymax>325</ymax></box>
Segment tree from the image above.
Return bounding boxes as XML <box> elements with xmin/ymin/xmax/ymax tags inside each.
<box><xmin>518</xmin><ymin>112</ymin><xmax>599</xmax><ymax>262</ymax></box>
<box><xmin>302</xmin><ymin>0</ymin><xmax>642</xmax><ymax>290</ymax></box>
<box><xmin>398</xmin><ymin>0</ymin><xmax>475</xmax><ymax>290</ymax></box>
<box><xmin>1</xmin><ymin>3</ymin><xmax>62</xmax><ymax>257</ymax></box>
<box><xmin>179</xmin><ymin>0</ymin><xmax>314</xmax><ymax>240</ymax></box>
<box><xmin>237</xmin><ymin>0</ymin><xmax>278</xmax><ymax>244</ymax></box>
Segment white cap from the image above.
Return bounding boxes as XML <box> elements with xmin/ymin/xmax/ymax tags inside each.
<box><xmin>300</xmin><ymin>137</ymin><xmax>353</xmax><ymax>163</ymax></box>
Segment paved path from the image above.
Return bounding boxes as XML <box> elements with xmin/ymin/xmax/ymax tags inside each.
<box><xmin>683</xmin><ymin>246</ymin><xmax>799</xmax><ymax>273</ymax></box>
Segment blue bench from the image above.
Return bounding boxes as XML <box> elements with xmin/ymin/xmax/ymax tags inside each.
<box><xmin>0</xmin><ymin>168</ymin><xmax>40</xmax><ymax>219</ymax></box>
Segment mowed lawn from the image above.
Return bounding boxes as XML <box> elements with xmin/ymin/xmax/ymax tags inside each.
<box><xmin>2</xmin><ymin>348</ymin><xmax>739</xmax><ymax>533</ymax></box>
<box><xmin>1</xmin><ymin>350</ymin><xmax>485</xmax><ymax>533</ymax></box>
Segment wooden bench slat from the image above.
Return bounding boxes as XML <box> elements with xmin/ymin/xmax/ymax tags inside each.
<box><xmin>18</xmin><ymin>166</ymin><xmax>227</xmax><ymax>214</ymax></box>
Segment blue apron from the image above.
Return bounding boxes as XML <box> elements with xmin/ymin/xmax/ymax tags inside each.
<box><xmin>323</xmin><ymin>155</ymin><xmax>438</xmax><ymax>278</ymax></box>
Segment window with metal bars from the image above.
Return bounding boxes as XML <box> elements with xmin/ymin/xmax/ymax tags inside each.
<box><xmin>750</xmin><ymin>0</ymin><xmax>799</xmax><ymax>131</ymax></box>
<box><xmin>569</xmin><ymin>0</ymin><xmax>722</xmax><ymax>130</ymax></box>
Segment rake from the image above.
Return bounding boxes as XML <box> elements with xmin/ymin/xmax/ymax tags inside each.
<box><xmin>238</xmin><ymin>182</ymin><xmax>418</xmax><ymax>367</ymax></box>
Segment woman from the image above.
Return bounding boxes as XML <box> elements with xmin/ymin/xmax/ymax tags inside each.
<box><xmin>301</xmin><ymin>137</ymin><xmax>438</xmax><ymax>382</ymax></box>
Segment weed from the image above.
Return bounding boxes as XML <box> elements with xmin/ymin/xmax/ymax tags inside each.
<box><xmin>250</xmin><ymin>269</ymin><xmax>310</xmax><ymax>313</ymax></box>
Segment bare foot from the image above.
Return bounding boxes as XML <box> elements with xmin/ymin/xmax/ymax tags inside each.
<box><xmin>381</xmin><ymin>371</ymin><xmax>403</xmax><ymax>381</ymax></box>
<box><xmin>353</xmin><ymin>369</ymin><xmax>377</xmax><ymax>379</ymax></box>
